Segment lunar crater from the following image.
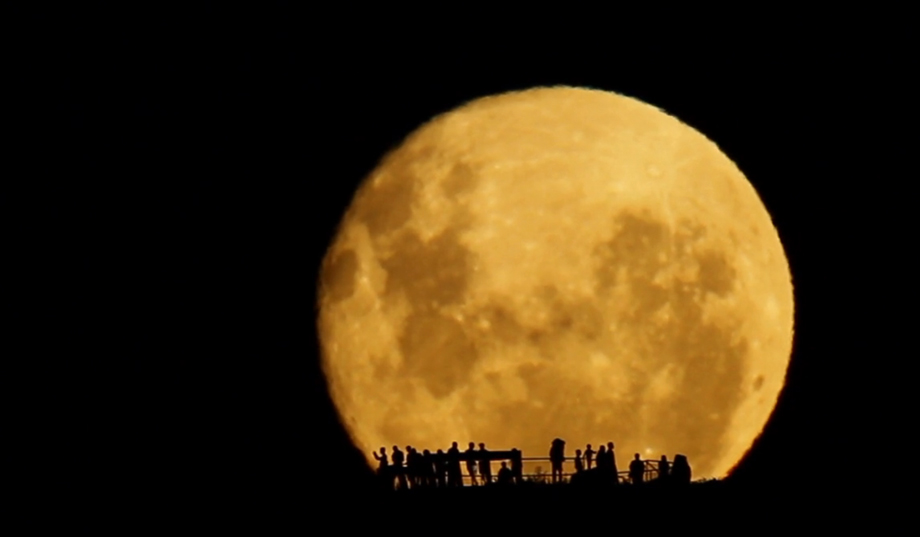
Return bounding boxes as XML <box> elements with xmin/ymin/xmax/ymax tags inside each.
<box><xmin>356</xmin><ymin>175</ymin><xmax>417</xmax><ymax>237</ymax></box>
<box><xmin>321</xmin><ymin>249</ymin><xmax>359</xmax><ymax>303</ymax></box>
<box><xmin>397</xmin><ymin>311</ymin><xmax>480</xmax><ymax>399</ymax></box>
<box><xmin>379</xmin><ymin>226</ymin><xmax>476</xmax><ymax>312</ymax></box>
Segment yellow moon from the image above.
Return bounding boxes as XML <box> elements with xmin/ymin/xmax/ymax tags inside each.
<box><xmin>317</xmin><ymin>86</ymin><xmax>793</xmax><ymax>479</ymax></box>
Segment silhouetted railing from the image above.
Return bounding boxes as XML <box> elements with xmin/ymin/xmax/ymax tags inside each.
<box><xmin>381</xmin><ymin>454</ymin><xmax>667</xmax><ymax>488</ymax></box>
<box><xmin>499</xmin><ymin>457</ymin><xmax>662</xmax><ymax>485</ymax></box>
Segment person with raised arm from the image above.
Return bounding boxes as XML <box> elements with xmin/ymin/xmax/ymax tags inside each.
<box><xmin>373</xmin><ymin>447</ymin><xmax>390</xmax><ymax>488</ymax></box>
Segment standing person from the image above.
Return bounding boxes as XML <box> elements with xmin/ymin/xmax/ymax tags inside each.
<box><xmin>574</xmin><ymin>449</ymin><xmax>584</xmax><ymax>473</ymax></box>
<box><xmin>596</xmin><ymin>445</ymin><xmax>607</xmax><ymax>471</ymax></box>
<box><xmin>671</xmin><ymin>454</ymin><xmax>691</xmax><ymax>485</ymax></box>
<box><xmin>629</xmin><ymin>453</ymin><xmax>645</xmax><ymax>485</ymax></box>
<box><xmin>373</xmin><ymin>447</ymin><xmax>389</xmax><ymax>472</ymax></box>
<box><xmin>411</xmin><ymin>447</ymin><xmax>424</xmax><ymax>488</ymax></box>
<box><xmin>511</xmin><ymin>448</ymin><xmax>523</xmax><ymax>484</ymax></box>
<box><xmin>497</xmin><ymin>462</ymin><xmax>513</xmax><ymax>485</ymax></box>
<box><xmin>422</xmin><ymin>449</ymin><xmax>435</xmax><ymax>487</ymax></box>
<box><xmin>584</xmin><ymin>444</ymin><xmax>595</xmax><ymax>470</ymax></box>
<box><xmin>549</xmin><ymin>438</ymin><xmax>566</xmax><ymax>483</ymax></box>
<box><xmin>447</xmin><ymin>442</ymin><xmax>463</xmax><ymax>487</ymax></box>
<box><xmin>373</xmin><ymin>447</ymin><xmax>390</xmax><ymax>487</ymax></box>
<box><xmin>658</xmin><ymin>455</ymin><xmax>670</xmax><ymax>483</ymax></box>
<box><xmin>465</xmin><ymin>442</ymin><xmax>479</xmax><ymax>486</ymax></box>
<box><xmin>406</xmin><ymin>446</ymin><xmax>418</xmax><ymax>488</ymax></box>
<box><xmin>391</xmin><ymin>445</ymin><xmax>408</xmax><ymax>490</ymax></box>
<box><xmin>409</xmin><ymin>446</ymin><xmax>423</xmax><ymax>488</ymax></box>
<box><xmin>478</xmin><ymin>443</ymin><xmax>492</xmax><ymax>485</ymax></box>
<box><xmin>607</xmin><ymin>442</ymin><xmax>618</xmax><ymax>482</ymax></box>
<box><xmin>435</xmin><ymin>449</ymin><xmax>447</xmax><ymax>487</ymax></box>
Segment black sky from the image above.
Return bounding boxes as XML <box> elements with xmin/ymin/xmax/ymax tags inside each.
<box><xmin>28</xmin><ymin>8</ymin><xmax>898</xmax><ymax>509</ymax></box>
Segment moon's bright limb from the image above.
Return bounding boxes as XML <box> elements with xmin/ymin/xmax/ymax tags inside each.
<box><xmin>317</xmin><ymin>87</ymin><xmax>794</xmax><ymax>479</ymax></box>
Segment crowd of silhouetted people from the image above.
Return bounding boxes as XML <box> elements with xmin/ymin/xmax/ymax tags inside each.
<box><xmin>373</xmin><ymin>438</ymin><xmax>692</xmax><ymax>491</ymax></box>
<box><xmin>373</xmin><ymin>442</ymin><xmax>523</xmax><ymax>490</ymax></box>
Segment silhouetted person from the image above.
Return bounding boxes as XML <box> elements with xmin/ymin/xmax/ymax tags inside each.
<box><xmin>406</xmin><ymin>446</ymin><xmax>418</xmax><ymax>488</ymax></box>
<box><xmin>596</xmin><ymin>445</ymin><xmax>607</xmax><ymax>471</ymax></box>
<box><xmin>584</xmin><ymin>444</ymin><xmax>595</xmax><ymax>470</ymax></box>
<box><xmin>373</xmin><ymin>447</ymin><xmax>389</xmax><ymax>471</ymax></box>
<box><xmin>422</xmin><ymin>449</ymin><xmax>435</xmax><ymax>487</ymax></box>
<box><xmin>435</xmin><ymin>449</ymin><xmax>447</xmax><ymax>487</ymax></box>
<box><xmin>550</xmin><ymin>438</ymin><xmax>566</xmax><ymax>483</ymax></box>
<box><xmin>373</xmin><ymin>447</ymin><xmax>393</xmax><ymax>489</ymax></box>
<box><xmin>607</xmin><ymin>442</ymin><xmax>618</xmax><ymax>482</ymax></box>
<box><xmin>574</xmin><ymin>449</ymin><xmax>584</xmax><ymax>473</ymax></box>
<box><xmin>478</xmin><ymin>443</ymin><xmax>492</xmax><ymax>485</ymax></box>
<box><xmin>511</xmin><ymin>448</ymin><xmax>523</xmax><ymax>484</ymax></box>
<box><xmin>671</xmin><ymin>454</ymin><xmax>691</xmax><ymax>485</ymax></box>
<box><xmin>409</xmin><ymin>446</ymin><xmax>424</xmax><ymax>488</ymax></box>
<box><xmin>373</xmin><ymin>447</ymin><xmax>390</xmax><ymax>488</ymax></box>
<box><xmin>658</xmin><ymin>455</ymin><xmax>670</xmax><ymax>482</ymax></box>
<box><xmin>447</xmin><ymin>442</ymin><xmax>462</xmax><ymax>487</ymax></box>
<box><xmin>630</xmin><ymin>453</ymin><xmax>645</xmax><ymax>485</ymax></box>
<box><xmin>391</xmin><ymin>445</ymin><xmax>407</xmax><ymax>490</ymax></box>
<box><xmin>465</xmin><ymin>442</ymin><xmax>479</xmax><ymax>486</ymax></box>
<box><xmin>497</xmin><ymin>461</ymin><xmax>513</xmax><ymax>485</ymax></box>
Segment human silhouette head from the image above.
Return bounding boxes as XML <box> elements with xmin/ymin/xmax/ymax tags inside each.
<box><xmin>393</xmin><ymin>445</ymin><xmax>399</xmax><ymax>451</ymax></box>
<box><xmin>501</xmin><ymin>461</ymin><xmax>507</xmax><ymax>468</ymax></box>
<box><xmin>452</xmin><ymin>441</ymin><xmax>458</xmax><ymax>449</ymax></box>
<box><xmin>437</xmin><ymin>449</ymin><xmax>444</xmax><ymax>454</ymax></box>
<box><xmin>576</xmin><ymin>449</ymin><xmax>582</xmax><ymax>455</ymax></box>
<box><xmin>381</xmin><ymin>447</ymin><xmax>386</xmax><ymax>453</ymax></box>
<box><xmin>634</xmin><ymin>453</ymin><xmax>640</xmax><ymax>460</ymax></box>
<box><xmin>423</xmin><ymin>449</ymin><xmax>431</xmax><ymax>456</ymax></box>
<box><xmin>469</xmin><ymin>442</ymin><xmax>475</xmax><ymax>449</ymax></box>
<box><xmin>661</xmin><ymin>455</ymin><xmax>667</xmax><ymax>461</ymax></box>
<box><xmin>608</xmin><ymin>442</ymin><xmax>614</xmax><ymax>450</ymax></box>
<box><xmin>479</xmin><ymin>443</ymin><xmax>485</xmax><ymax>449</ymax></box>
<box><xmin>586</xmin><ymin>444</ymin><xmax>592</xmax><ymax>449</ymax></box>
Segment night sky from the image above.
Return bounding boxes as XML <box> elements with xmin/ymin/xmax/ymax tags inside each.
<box><xmin>30</xmin><ymin>8</ymin><xmax>895</xmax><ymax>511</ymax></box>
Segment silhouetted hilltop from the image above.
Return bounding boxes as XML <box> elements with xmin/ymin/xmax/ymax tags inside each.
<box><xmin>50</xmin><ymin>473</ymin><xmax>871</xmax><ymax>531</ymax></box>
<box><xmin>345</xmin><ymin>478</ymin><xmax>784</xmax><ymax>530</ymax></box>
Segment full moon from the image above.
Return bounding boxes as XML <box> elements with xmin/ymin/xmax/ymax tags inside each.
<box><xmin>317</xmin><ymin>86</ymin><xmax>793</xmax><ymax>479</ymax></box>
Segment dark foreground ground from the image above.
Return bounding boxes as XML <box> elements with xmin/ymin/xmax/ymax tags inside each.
<box><xmin>46</xmin><ymin>477</ymin><xmax>867</xmax><ymax>531</ymax></box>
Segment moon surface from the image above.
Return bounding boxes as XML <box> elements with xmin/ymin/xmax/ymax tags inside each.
<box><xmin>317</xmin><ymin>86</ymin><xmax>793</xmax><ymax>479</ymax></box>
